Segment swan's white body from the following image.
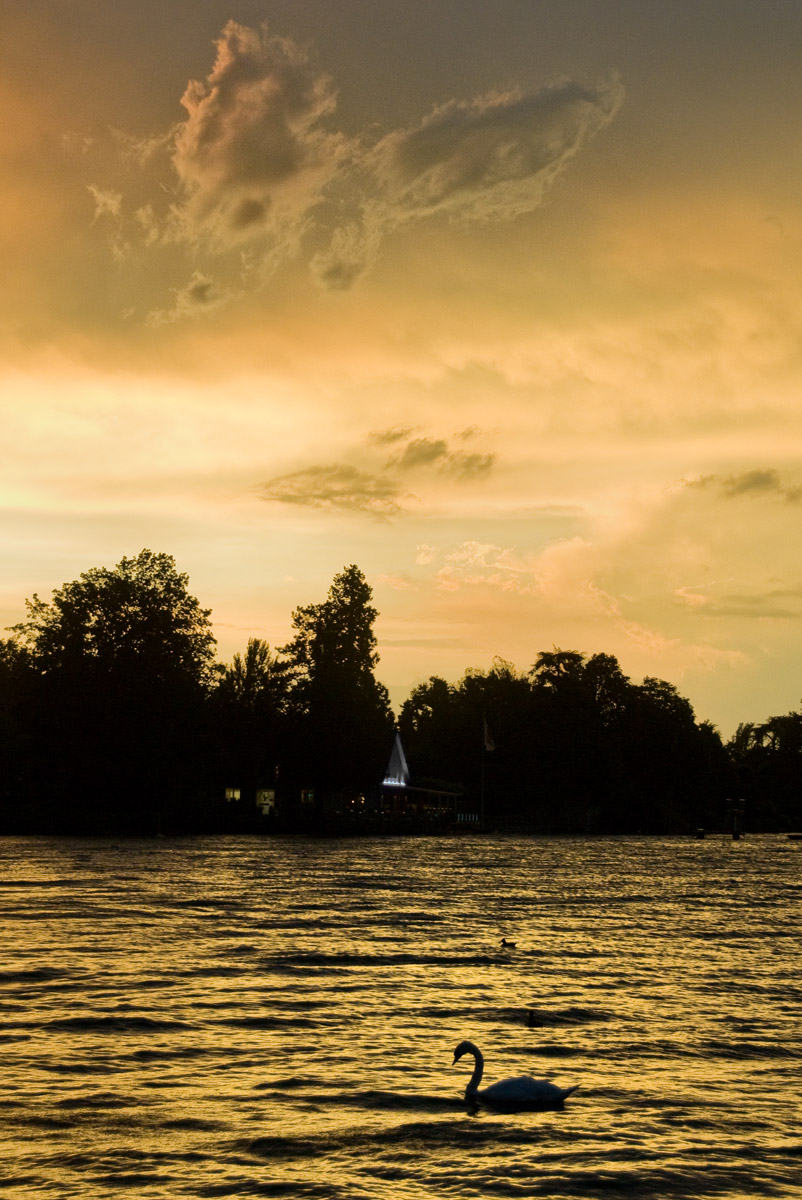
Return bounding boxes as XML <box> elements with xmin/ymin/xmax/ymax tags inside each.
<box><xmin>452</xmin><ymin>1040</ymin><xmax>578</xmax><ymax>1107</ymax></box>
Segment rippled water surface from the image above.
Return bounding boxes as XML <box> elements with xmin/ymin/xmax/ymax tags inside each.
<box><xmin>1</xmin><ymin>834</ymin><xmax>800</xmax><ymax>1199</ymax></box>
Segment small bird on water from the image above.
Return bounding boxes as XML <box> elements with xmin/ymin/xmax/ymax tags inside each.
<box><xmin>500</xmin><ymin>938</ymin><xmax>517</xmax><ymax>949</ymax></box>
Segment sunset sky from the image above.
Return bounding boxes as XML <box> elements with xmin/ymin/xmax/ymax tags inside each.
<box><xmin>3</xmin><ymin>0</ymin><xmax>802</xmax><ymax>734</ymax></box>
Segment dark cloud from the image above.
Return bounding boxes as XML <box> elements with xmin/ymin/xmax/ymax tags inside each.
<box><xmin>693</xmin><ymin>588</ymin><xmax>802</xmax><ymax>619</ymax></box>
<box><xmin>394</xmin><ymin>437</ymin><xmax>449</xmax><ymax>469</ymax></box>
<box><xmin>690</xmin><ymin>469</ymin><xmax>802</xmax><ymax>503</ymax></box>
<box><xmin>721</xmin><ymin>468</ymin><xmax>783</xmax><ymax>497</ymax></box>
<box><xmin>231</xmin><ymin>197</ymin><xmax>269</xmax><ymax>230</ymax></box>
<box><xmin>261</xmin><ymin>464</ymin><xmax>404</xmax><ymax>519</ymax></box>
<box><xmin>313</xmin><ymin>75</ymin><xmax>623</xmax><ymax>286</ymax></box>
<box><xmin>455</xmin><ymin>425</ymin><xmax>481</xmax><ymax>441</ymax></box>
<box><xmin>369</xmin><ymin>427</ymin><xmax>414</xmax><ymax>446</ymax></box>
<box><xmin>373</xmin><ymin>80</ymin><xmax>623</xmax><ymax>219</ymax></box>
<box><xmin>386</xmin><ymin>434</ymin><xmax>496</xmax><ymax>479</ymax></box>
<box><xmin>445</xmin><ymin>451</ymin><xmax>495</xmax><ymax>480</ymax></box>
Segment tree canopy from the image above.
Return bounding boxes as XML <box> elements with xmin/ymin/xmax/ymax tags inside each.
<box><xmin>12</xmin><ymin>549</ymin><xmax>217</xmax><ymax>689</ymax></box>
<box><xmin>399</xmin><ymin>649</ymin><xmax>732</xmax><ymax>833</ymax></box>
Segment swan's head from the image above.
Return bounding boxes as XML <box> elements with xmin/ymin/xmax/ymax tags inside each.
<box><xmin>452</xmin><ymin>1040</ymin><xmax>478</xmax><ymax>1064</ymax></box>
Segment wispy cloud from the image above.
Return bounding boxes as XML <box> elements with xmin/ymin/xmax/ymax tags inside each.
<box><xmin>261</xmin><ymin>464</ymin><xmax>404</xmax><ymax>519</ymax></box>
<box><xmin>446</xmin><ymin>451</ymin><xmax>495</xmax><ymax>480</ymax></box>
<box><xmin>369</xmin><ymin>427</ymin><xmax>413</xmax><ymax>446</ymax></box>
<box><xmin>262</xmin><ymin>428</ymin><xmax>497</xmax><ymax>519</ymax></box>
<box><xmin>147</xmin><ymin>271</ymin><xmax>231</xmax><ymax>326</ymax></box>
<box><xmin>375</xmin><ymin>572</ymin><xmax>418</xmax><ymax>591</ymax></box>
<box><xmin>676</xmin><ymin>584</ymin><xmax>802</xmax><ymax>619</ymax></box>
<box><xmin>87</xmin><ymin>185</ymin><xmax>122</xmax><ymax>221</ymax></box>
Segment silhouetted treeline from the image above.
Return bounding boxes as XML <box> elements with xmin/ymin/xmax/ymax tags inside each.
<box><xmin>0</xmin><ymin>550</ymin><xmax>800</xmax><ymax>834</ymax></box>
<box><xmin>399</xmin><ymin>653</ymin><xmax>731</xmax><ymax>833</ymax></box>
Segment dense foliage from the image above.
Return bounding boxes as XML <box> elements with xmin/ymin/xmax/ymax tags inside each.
<box><xmin>4</xmin><ymin>551</ymin><xmax>218</xmax><ymax>831</ymax></box>
<box><xmin>400</xmin><ymin>654</ymin><xmax>730</xmax><ymax>833</ymax></box>
<box><xmin>1</xmin><ymin>551</ymin><xmax>800</xmax><ymax>834</ymax></box>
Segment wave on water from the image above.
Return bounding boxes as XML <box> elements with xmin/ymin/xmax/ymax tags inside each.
<box><xmin>130</xmin><ymin>1046</ymin><xmax>211</xmax><ymax>1062</ymax></box>
<box><xmin>252</xmin><ymin>1084</ymin><xmax>458</xmax><ymax>1112</ymax></box>
<box><xmin>0</xmin><ymin>968</ymin><xmax>74</xmax><ymax>985</ymax></box>
<box><xmin>243</xmin><ymin>1118</ymin><xmax>480</xmax><ymax>1160</ymax></box>
<box><xmin>0</xmin><ymin>879</ymin><xmax>85</xmax><ymax>889</ymax></box>
<box><xmin>218</xmin><ymin>1016</ymin><xmax>322</xmax><ymax>1030</ymax></box>
<box><xmin>259</xmin><ymin>952</ymin><xmax>509</xmax><ymax>969</ymax></box>
<box><xmin>413</xmin><ymin>1003</ymin><xmax>613</xmax><ymax>1027</ymax></box>
<box><xmin>699</xmin><ymin>1038</ymin><xmax>799</xmax><ymax>1059</ymax></box>
<box><xmin>509</xmin><ymin>1041</ymin><xmax>586</xmax><ymax>1057</ymax></box>
<box><xmin>525</xmin><ymin>1005</ymin><xmax>615</xmax><ymax>1025</ymax></box>
<box><xmin>46</xmin><ymin>1016</ymin><xmax>197</xmax><ymax>1033</ymax></box>
<box><xmin>54</xmin><ymin>1092</ymin><xmax>144</xmax><ymax>1110</ymax></box>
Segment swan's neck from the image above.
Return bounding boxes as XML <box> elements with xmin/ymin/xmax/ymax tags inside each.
<box><xmin>464</xmin><ymin>1046</ymin><xmax>484</xmax><ymax>1097</ymax></box>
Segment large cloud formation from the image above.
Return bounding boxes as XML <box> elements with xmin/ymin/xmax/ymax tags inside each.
<box><xmin>313</xmin><ymin>78</ymin><xmax>623</xmax><ymax>287</ymax></box>
<box><xmin>171</xmin><ymin>20</ymin><xmax>348</xmax><ymax>251</ymax></box>
<box><xmin>87</xmin><ymin>20</ymin><xmax>623</xmax><ymax>314</ymax></box>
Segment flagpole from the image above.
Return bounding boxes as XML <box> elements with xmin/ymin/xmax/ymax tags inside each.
<box><xmin>480</xmin><ymin>717</ymin><xmax>485</xmax><ymax>831</ymax></box>
<box><xmin>480</xmin><ymin>715</ymin><xmax>495</xmax><ymax>831</ymax></box>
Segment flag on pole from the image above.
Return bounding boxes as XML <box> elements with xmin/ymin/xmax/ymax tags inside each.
<box><xmin>483</xmin><ymin>717</ymin><xmax>495</xmax><ymax>752</ymax></box>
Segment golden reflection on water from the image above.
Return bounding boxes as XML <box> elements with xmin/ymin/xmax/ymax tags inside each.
<box><xmin>0</xmin><ymin>834</ymin><xmax>800</xmax><ymax>1198</ymax></box>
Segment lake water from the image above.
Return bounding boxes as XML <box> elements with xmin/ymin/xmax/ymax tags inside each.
<box><xmin>1</xmin><ymin>834</ymin><xmax>800</xmax><ymax>1199</ymax></box>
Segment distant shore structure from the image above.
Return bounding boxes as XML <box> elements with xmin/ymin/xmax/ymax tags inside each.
<box><xmin>383</xmin><ymin>732</ymin><xmax>410</xmax><ymax>788</ymax></box>
<box><xmin>379</xmin><ymin>730</ymin><xmax>476</xmax><ymax>830</ymax></box>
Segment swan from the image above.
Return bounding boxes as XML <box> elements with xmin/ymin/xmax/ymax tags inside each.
<box><xmin>452</xmin><ymin>1040</ymin><xmax>578</xmax><ymax>1107</ymax></box>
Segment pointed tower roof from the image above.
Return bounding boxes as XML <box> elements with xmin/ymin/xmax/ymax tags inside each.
<box><xmin>383</xmin><ymin>731</ymin><xmax>410</xmax><ymax>787</ymax></box>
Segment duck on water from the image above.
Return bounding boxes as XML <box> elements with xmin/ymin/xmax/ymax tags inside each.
<box><xmin>452</xmin><ymin>1040</ymin><xmax>578</xmax><ymax>1109</ymax></box>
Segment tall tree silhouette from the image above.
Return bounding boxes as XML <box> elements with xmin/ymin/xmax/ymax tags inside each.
<box><xmin>281</xmin><ymin>565</ymin><xmax>393</xmax><ymax>799</ymax></box>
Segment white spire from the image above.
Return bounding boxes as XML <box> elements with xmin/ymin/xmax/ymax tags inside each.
<box><xmin>383</xmin><ymin>731</ymin><xmax>410</xmax><ymax>787</ymax></box>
